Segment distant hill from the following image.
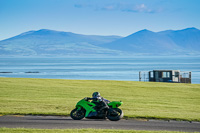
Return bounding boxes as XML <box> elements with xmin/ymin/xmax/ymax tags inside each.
<box><xmin>101</xmin><ymin>27</ymin><xmax>200</xmax><ymax>55</ymax></box>
<box><xmin>0</xmin><ymin>28</ymin><xmax>200</xmax><ymax>56</ymax></box>
<box><xmin>0</xmin><ymin>29</ymin><xmax>122</xmax><ymax>56</ymax></box>
<box><xmin>158</xmin><ymin>28</ymin><xmax>200</xmax><ymax>51</ymax></box>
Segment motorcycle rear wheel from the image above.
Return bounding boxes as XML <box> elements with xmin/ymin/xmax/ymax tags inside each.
<box><xmin>107</xmin><ymin>108</ymin><xmax>123</xmax><ymax>121</ymax></box>
<box><xmin>70</xmin><ymin>108</ymin><xmax>85</xmax><ymax>120</ymax></box>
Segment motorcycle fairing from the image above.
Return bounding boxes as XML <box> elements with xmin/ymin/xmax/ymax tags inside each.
<box><xmin>108</xmin><ymin>101</ymin><xmax>123</xmax><ymax>108</ymax></box>
<box><xmin>76</xmin><ymin>99</ymin><xmax>96</xmax><ymax>117</ymax></box>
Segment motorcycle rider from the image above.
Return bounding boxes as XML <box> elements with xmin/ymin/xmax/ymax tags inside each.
<box><xmin>85</xmin><ymin>92</ymin><xmax>110</xmax><ymax>114</ymax></box>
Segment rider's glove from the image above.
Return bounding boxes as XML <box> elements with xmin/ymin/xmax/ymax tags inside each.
<box><xmin>97</xmin><ymin>97</ymin><xmax>103</xmax><ymax>102</ymax></box>
<box><xmin>84</xmin><ymin>97</ymin><xmax>88</xmax><ymax>100</ymax></box>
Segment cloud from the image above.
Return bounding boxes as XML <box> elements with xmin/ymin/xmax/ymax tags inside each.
<box><xmin>74</xmin><ymin>4</ymin><xmax>91</xmax><ymax>8</ymax></box>
<box><xmin>102</xmin><ymin>5</ymin><xmax>115</xmax><ymax>10</ymax></box>
<box><xmin>129</xmin><ymin>4</ymin><xmax>163</xmax><ymax>13</ymax></box>
<box><xmin>102</xmin><ymin>3</ymin><xmax>162</xmax><ymax>13</ymax></box>
<box><xmin>134</xmin><ymin>4</ymin><xmax>149</xmax><ymax>12</ymax></box>
<box><xmin>74</xmin><ymin>3</ymin><xmax>163</xmax><ymax>14</ymax></box>
<box><xmin>74</xmin><ymin>4</ymin><xmax>83</xmax><ymax>8</ymax></box>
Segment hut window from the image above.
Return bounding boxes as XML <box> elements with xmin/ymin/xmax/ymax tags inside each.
<box><xmin>175</xmin><ymin>72</ymin><xmax>179</xmax><ymax>77</ymax></box>
<box><xmin>150</xmin><ymin>71</ymin><xmax>154</xmax><ymax>78</ymax></box>
<box><xmin>162</xmin><ymin>72</ymin><xmax>170</xmax><ymax>78</ymax></box>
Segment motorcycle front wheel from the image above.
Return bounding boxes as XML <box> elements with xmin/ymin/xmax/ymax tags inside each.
<box><xmin>70</xmin><ymin>108</ymin><xmax>85</xmax><ymax>120</ymax></box>
<box><xmin>107</xmin><ymin>108</ymin><xmax>123</xmax><ymax>121</ymax></box>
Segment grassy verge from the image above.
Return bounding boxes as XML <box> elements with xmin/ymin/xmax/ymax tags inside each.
<box><xmin>0</xmin><ymin>128</ymin><xmax>197</xmax><ymax>133</ymax></box>
<box><xmin>0</xmin><ymin>78</ymin><xmax>200</xmax><ymax>121</ymax></box>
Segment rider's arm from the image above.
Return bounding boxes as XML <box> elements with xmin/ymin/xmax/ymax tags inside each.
<box><xmin>84</xmin><ymin>97</ymin><xmax>93</xmax><ymax>101</ymax></box>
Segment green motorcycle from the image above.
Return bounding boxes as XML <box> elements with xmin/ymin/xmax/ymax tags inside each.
<box><xmin>70</xmin><ymin>98</ymin><xmax>123</xmax><ymax>121</ymax></box>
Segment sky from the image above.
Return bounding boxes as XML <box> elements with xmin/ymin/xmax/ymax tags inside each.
<box><xmin>0</xmin><ymin>0</ymin><xmax>200</xmax><ymax>40</ymax></box>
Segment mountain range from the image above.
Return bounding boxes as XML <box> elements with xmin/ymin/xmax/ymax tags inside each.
<box><xmin>0</xmin><ymin>28</ymin><xmax>200</xmax><ymax>56</ymax></box>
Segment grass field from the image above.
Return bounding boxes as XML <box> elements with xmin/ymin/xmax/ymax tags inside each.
<box><xmin>0</xmin><ymin>128</ymin><xmax>198</xmax><ymax>133</ymax></box>
<box><xmin>0</xmin><ymin>77</ymin><xmax>200</xmax><ymax>121</ymax></box>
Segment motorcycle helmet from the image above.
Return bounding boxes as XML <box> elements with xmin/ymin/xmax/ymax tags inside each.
<box><xmin>92</xmin><ymin>92</ymin><xmax>100</xmax><ymax>98</ymax></box>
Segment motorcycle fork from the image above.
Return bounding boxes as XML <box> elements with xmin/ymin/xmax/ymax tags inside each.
<box><xmin>77</xmin><ymin>107</ymin><xmax>82</xmax><ymax>110</ymax></box>
<box><xmin>109</xmin><ymin>108</ymin><xmax>118</xmax><ymax>115</ymax></box>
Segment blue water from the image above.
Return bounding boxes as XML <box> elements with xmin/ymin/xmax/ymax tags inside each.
<box><xmin>0</xmin><ymin>56</ymin><xmax>199</xmax><ymax>84</ymax></box>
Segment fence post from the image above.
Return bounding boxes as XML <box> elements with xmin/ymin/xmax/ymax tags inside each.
<box><xmin>139</xmin><ymin>71</ymin><xmax>141</xmax><ymax>81</ymax></box>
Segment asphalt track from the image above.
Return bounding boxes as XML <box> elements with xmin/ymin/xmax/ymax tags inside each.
<box><xmin>0</xmin><ymin>115</ymin><xmax>200</xmax><ymax>132</ymax></box>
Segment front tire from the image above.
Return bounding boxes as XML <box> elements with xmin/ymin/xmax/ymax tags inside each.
<box><xmin>70</xmin><ymin>108</ymin><xmax>85</xmax><ymax>120</ymax></box>
<box><xmin>107</xmin><ymin>108</ymin><xmax>123</xmax><ymax>121</ymax></box>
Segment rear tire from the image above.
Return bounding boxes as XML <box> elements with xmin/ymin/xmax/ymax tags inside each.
<box><xmin>107</xmin><ymin>108</ymin><xmax>123</xmax><ymax>121</ymax></box>
<box><xmin>70</xmin><ymin>108</ymin><xmax>85</xmax><ymax>120</ymax></box>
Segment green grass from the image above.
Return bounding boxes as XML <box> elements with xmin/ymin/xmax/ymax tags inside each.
<box><xmin>0</xmin><ymin>77</ymin><xmax>200</xmax><ymax>121</ymax></box>
<box><xmin>0</xmin><ymin>128</ymin><xmax>197</xmax><ymax>133</ymax></box>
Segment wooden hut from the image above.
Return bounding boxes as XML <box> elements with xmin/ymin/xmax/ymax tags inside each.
<box><xmin>139</xmin><ymin>70</ymin><xmax>191</xmax><ymax>83</ymax></box>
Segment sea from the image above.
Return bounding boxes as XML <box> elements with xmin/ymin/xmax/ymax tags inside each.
<box><xmin>0</xmin><ymin>56</ymin><xmax>200</xmax><ymax>84</ymax></box>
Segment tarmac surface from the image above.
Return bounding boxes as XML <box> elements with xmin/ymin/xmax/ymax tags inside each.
<box><xmin>0</xmin><ymin>115</ymin><xmax>200</xmax><ymax>132</ymax></box>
